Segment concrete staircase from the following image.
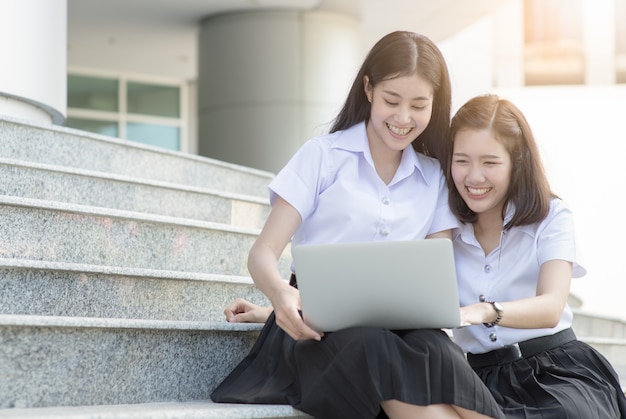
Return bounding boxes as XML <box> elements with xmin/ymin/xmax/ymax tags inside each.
<box><xmin>0</xmin><ymin>117</ymin><xmax>310</xmax><ymax>418</ymax></box>
<box><xmin>0</xmin><ymin>116</ymin><xmax>623</xmax><ymax>418</ymax></box>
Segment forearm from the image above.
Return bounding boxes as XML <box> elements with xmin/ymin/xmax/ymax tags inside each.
<box><xmin>247</xmin><ymin>242</ymin><xmax>292</xmax><ymax>307</ymax></box>
<box><xmin>463</xmin><ymin>294</ymin><xmax>565</xmax><ymax>329</ymax></box>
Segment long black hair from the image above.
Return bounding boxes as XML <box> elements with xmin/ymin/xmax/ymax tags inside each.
<box><xmin>330</xmin><ymin>31</ymin><xmax>452</xmax><ymax>163</ymax></box>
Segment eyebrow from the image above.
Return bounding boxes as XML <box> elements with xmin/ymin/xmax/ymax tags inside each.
<box><xmin>453</xmin><ymin>152</ymin><xmax>504</xmax><ymax>159</ymax></box>
<box><xmin>383</xmin><ymin>90</ymin><xmax>431</xmax><ymax>101</ymax></box>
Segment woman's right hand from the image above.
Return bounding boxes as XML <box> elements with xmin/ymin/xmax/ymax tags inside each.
<box><xmin>224</xmin><ymin>298</ymin><xmax>272</xmax><ymax>323</ymax></box>
<box><xmin>270</xmin><ymin>284</ymin><xmax>323</xmax><ymax>342</ymax></box>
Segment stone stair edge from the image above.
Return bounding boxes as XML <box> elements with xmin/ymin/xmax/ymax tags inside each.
<box><xmin>572</xmin><ymin>307</ymin><xmax>626</xmax><ymax>325</ymax></box>
<box><xmin>0</xmin><ymin>157</ymin><xmax>270</xmax><ymax>205</ymax></box>
<box><xmin>0</xmin><ymin>313</ymin><xmax>264</xmax><ymax>332</ymax></box>
<box><xmin>0</xmin><ymin>194</ymin><xmax>261</xmax><ymax>236</ymax></box>
<box><xmin>0</xmin><ymin>400</ymin><xmax>312</xmax><ymax>419</ymax></box>
<box><xmin>0</xmin><ymin>116</ymin><xmax>276</xmax><ymax>180</ymax></box>
<box><xmin>0</xmin><ymin>257</ymin><xmax>255</xmax><ymax>284</ymax></box>
<box><xmin>580</xmin><ymin>336</ymin><xmax>626</xmax><ymax>345</ymax></box>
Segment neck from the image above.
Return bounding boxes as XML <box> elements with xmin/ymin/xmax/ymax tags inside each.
<box><xmin>474</xmin><ymin>212</ymin><xmax>504</xmax><ymax>255</ymax></box>
<box><xmin>367</xmin><ymin>131</ymin><xmax>403</xmax><ymax>184</ymax></box>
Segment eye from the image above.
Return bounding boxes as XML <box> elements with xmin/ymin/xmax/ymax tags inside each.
<box><xmin>384</xmin><ymin>100</ymin><xmax>398</xmax><ymax>106</ymax></box>
<box><xmin>453</xmin><ymin>158</ymin><xmax>468</xmax><ymax>165</ymax></box>
<box><xmin>412</xmin><ymin>105</ymin><xmax>427</xmax><ymax>110</ymax></box>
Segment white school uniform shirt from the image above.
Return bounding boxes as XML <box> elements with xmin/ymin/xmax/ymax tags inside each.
<box><xmin>268</xmin><ymin>121</ymin><xmax>458</xmax><ymax>272</ymax></box>
<box><xmin>451</xmin><ymin>198</ymin><xmax>586</xmax><ymax>354</ymax></box>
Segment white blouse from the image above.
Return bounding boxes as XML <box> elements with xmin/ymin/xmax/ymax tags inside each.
<box><xmin>268</xmin><ymin>121</ymin><xmax>458</xmax><ymax>271</ymax></box>
<box><xmin>452</xmin><ymin>198</ymin><xmax>587</xmax><ymax>354</ymax></box>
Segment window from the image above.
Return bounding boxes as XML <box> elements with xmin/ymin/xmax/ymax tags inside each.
<box><xmin>524</xmin><ymin>0</ymin><xmax>585</xmax><ymax>85</ymax></box>
<box><xmin>66</xmin><ymin>73</ymin><xmax>186</xmax><ymax>151</ymax></box>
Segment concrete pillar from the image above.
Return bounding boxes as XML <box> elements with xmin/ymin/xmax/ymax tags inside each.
<box><xmin>582</xmin><ymin>0</ymin><xmax>616</xmax><ymax>84</ymax></box>
<box><xmin>493</xmin><ymin>0</ymin><xmax>525</xmax><ymax>88</ymax></box>
<box><xmin>0</xmin><ymin>0</ymin><xmax>67</xmax><ymax>125</ymax></box>
<box><xmin>198</xmin><ymin>10</ymin><xmax>359</xmax><ymax>173</ymax></box>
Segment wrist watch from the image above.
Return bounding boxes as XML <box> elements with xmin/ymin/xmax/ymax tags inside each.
<box><xmin>484</xmin><ymin>301</ymin><xmax>504</xmax><ymax>328</ymax></box>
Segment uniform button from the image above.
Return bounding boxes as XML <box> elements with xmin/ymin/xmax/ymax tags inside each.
<box><xmin>484</xmin><ymin>264</ymin><xmax>491</xmax><ymax>273</ymax></box>
<box><xmin>380</xmin><ymin>226</ymin><xmax>390</xmax><ymax>236</ymax></box>
<box><xmin>382</xmin><ymin>196</ymin><xmax>390</xmax><ymax>205</ymax></box>
<box><xmin>479</xmin><ymin>294</ymin><xmax>486</xmax><ymax>302</ymax></box>
<box><xmin>489</xmin><ymin>333</ymin><xmax>497</xmax><ymax>342</ymax></box>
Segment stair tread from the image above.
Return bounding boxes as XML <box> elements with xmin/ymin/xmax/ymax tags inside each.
<box><xmin>0</xmin><ymin>313</ymin><xmax>264</xmax><ymax>332</ymax></box>
<box><xmin>0</xmin><ymin>400</ymin><xmax>311</xmax><ymax>418</ymax></box>
<box><xmin>0</xmin><ymin>257</ymin><xmax>254</xmax><ymax>283</ymax></box>
<box><xmin>0</xmin><ymin>157</ymin><xmax>270</xmax><ymax>204</ymax></box>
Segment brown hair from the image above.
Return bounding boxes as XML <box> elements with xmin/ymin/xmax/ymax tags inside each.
<box><xmin>446</xmin><ymin>94</ymin><xmax>553</xmax><ymax>229</ymax></box>
<box><xmin>330</xmin><ymin>31</ymin><xmax>452</xmax><ymax>163</ymax></box>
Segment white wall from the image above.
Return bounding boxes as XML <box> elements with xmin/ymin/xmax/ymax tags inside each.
<box><xmin>440</xmin><ymin>7</ymin><xmax>626</xmax><ymax>322</ymax></box>
<box><xmin>494</xmin><ymin>85</ymin><xmax>626</xmax><ymax>321</ymax></box>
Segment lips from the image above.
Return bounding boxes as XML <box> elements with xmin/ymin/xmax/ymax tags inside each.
<box><xmin>386</xmin><ymin>123</ymin><xmax>414</xmax><ymax>136</ymax></box>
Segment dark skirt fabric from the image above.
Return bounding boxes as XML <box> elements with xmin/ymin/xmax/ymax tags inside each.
<box><xmin>472</xmin><ymin>339</ymin><xmax>626</xmax><ymax>419</ymax></box>
<box><xmin>211</xmin><ymin>312</ymin><xmax>505</xmax><ymax>419</ymax></box>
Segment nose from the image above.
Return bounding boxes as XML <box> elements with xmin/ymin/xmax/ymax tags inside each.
<box><xmin>395</xmin><ymin>106</ymin><xmax>412</xmax><ymax>124</ymax></box>
<box><xmin>467</xmin><ymin>164</ymin><xmax>485</xmax><ymax>183</ymax></box>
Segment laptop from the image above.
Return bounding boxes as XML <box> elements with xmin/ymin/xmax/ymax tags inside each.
<box><xmin>291</xmin><ymin>238</ymin><xmax>463</xmax><ymax>332</ymax></box>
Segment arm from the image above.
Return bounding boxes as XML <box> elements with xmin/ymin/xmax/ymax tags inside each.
<box><xmin>460</xmin><ymin>259</ymin><xmax>572</xmax><ymax>329</ymax></box>
<box><xmin>248</xmin><ymin>196</ymin><xmax>323</xmax><ymax>341</ymax></box>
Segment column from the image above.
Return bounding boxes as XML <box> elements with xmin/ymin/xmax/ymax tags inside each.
<box><xmin>197</xmin><ymin>10</ymin><xmax>359</xmax><ymax>173</ymax></box>
<box><xmin>0</xmin><ymin>0</ymin><xmax>67</xmax><ymax>125</ymax></box>
<box><xmin>582</xmin><ymin>0</ymin><xmax>616</xmax><ymax>84</ymax></box>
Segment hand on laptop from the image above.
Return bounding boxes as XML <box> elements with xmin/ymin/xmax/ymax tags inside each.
<box><xmin>270</xmin><ymin>285</ymin><xmax>324</xmax><ymax>342</ymax></box>
<box><xmin>224</xmin><ymin>298</ymin><xmax>272</xmax><ymax>323</ymax></box>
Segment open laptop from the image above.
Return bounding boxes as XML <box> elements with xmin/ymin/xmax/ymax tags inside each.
<box><xmin>291</xmin><ymin>238</ymin><xmax>463</xmax><ymax>332</ymax></box>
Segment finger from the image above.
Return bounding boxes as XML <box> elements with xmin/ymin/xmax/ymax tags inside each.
<box><xmin>234</xmin><ymin>311</ymin><xmax>259</xmax><ymax>323</ymax></box>
<box><xmin>278</xmin><ymin>311</ymin><xmax>322</xmax><ymax>341</ymax></box>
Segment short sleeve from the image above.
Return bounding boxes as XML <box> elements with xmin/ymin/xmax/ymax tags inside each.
<box><xmin>428</xmin><ymin>170</ymin><xmax>460</xmax><ymax>235</ymax></box>
<box><xmin>537</xmin><ymin>199</ymin><xmax>587</xmax><ymax>278</ymax></box>
<box><xmin>268</xmin><ymin>139</ymin><xmax>329</xmax><ymax>221</ymax></box>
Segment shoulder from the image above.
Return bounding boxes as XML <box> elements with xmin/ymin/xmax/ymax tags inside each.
<box><xmin>543</xmin><ymin>197</ymin><xmax>574</xmax><ymax>224</ymax></box>
<box><xmin>414</xmin><ymin>152</ymin><xmax>444</xmax><ymax>183</ymax></box>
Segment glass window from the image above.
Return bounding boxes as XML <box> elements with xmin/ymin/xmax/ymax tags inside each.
<box><xmin>67</xmin><ymin>75</ymin><xmax>118</xmax><ymax>112</ymax></box>
<box><xmin>65</xmin><ymin>117</ymin><xmax>118</xmax><ymax>138</ymax></box>
<box><xmin>126</xmin><ymin>122</ymin><xmax>180</xmax><ymax>150</ymax></box>
<box><xmin>66</xmin><ymin>73</ymin><xmax>184</xmax><ymax>151</ymax></box>
<box><xmin>127</xmin><ymin>82</ymin><xmax>180</xmax><ymax>118</ymax></box>
<box><xmin>524</xmin><ymin>0</ymin><xmax>585</xmax><ymax>85</ymax></box>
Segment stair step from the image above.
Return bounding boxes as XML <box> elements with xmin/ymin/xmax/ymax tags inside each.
<box><xmin>0</xmin><ymin>401</ymin><xmax>312</xmax><ymax>419</ymax></box>
<box><xmin>0</xmin><ymin>195</ymin><xmax>291</xmax><ymax>276</ymax></box>
<box><xmin>572</xmin><ymin>308</ymin><xmax>626</xmax><ymax>339</ymax></box>
<box><xmin>0</xmin><ymin>259</ymin><xmax>269</xmax><ymax>322</ymax></box>
<box><xmin>0</xmin><ymin>315</ymin><xmax>264</xmax><ymax>409</ymax></box>
<box><xmin>0</xmin><ymin>158</ymin><xmax>270</xmax><ymax>229</ymax></box>
<box><xmin>0</xmin><ymin>117</ymin><xmax>274</xmax><ymax>198</ymax></box>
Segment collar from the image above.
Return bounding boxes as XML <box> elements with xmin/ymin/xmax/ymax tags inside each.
<box><xmin>331</xmin><ymin>121</ymin><xmax>429</xmax><ymax>185</ymax></box>
<box><xmin>453</xmin><ymin>203</ymin><xmax>536</xmax><ymax>245</ymax></box>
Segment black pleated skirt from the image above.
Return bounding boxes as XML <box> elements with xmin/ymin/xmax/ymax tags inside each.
<box><xmin>471</xmin><ymin>339</ymin><xmax>626</xmax><ymax>419</ymax></box>
<box><xmin>211</xmin><ymin>312</ymin><xmax>505</xmax><ymax>419</ymax></box>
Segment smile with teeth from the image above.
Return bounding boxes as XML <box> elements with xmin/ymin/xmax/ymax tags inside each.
<box><xmin>386</xmin><ymin>123</ymin><xmax>413</xmax><ymax>136</ymax></box>
<box><xmin>467</xmin><ymin>186</ymin><xmax>492</xmax><ymax>196</ymax></box>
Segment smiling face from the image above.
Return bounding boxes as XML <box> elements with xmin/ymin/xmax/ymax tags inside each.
<box><xmin>363</xmin><ymin>74</ymin><xmax>433</xmax><ymax>157</ymax></box>
<box><xmin>451</xmin><ymin>128</ymin><xmax>512</xmax><ymax>221</ymax></box>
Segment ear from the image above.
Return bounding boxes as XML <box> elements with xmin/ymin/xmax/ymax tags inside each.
<box><xmin>363</xmin><ymin>75</ymin><xmax>373</xmax><ymax>103</ymax></box>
